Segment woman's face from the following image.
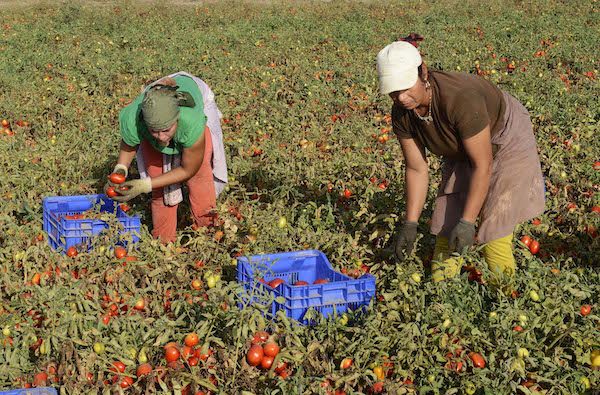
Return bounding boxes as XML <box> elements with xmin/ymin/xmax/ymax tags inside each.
<box><xmin>149</xmin><ymin>121</ymin><xmax>178</xmax><ymax>146</ymax></box>
<box><xmin>388</xmin><ymin>79</ymin><xmax>427</xmax><ymax>110</ymax></box>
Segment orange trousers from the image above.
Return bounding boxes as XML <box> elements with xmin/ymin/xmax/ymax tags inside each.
<box><xmin>140</xmin><ymin>128</ymin><xmax>216</xmax><ymax>243</ymax></box>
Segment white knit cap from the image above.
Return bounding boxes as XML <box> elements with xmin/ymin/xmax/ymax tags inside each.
<box><xmin>377</xmin><ymin>41</ymin><xmax>422</xmax><ymax>95</ymax></box>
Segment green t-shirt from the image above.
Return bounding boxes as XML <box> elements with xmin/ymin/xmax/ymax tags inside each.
<box><xmin>392</xmin><ymin>70</ymin><xmax>506</xmax><ymax>161</ymax></box>
<box><xmin>119</xmin><ymin>75</ymin><xmax>207</xmax><ymax>155</ymax></box>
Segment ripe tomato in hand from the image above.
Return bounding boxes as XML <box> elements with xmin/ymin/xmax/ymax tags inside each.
<box><xmin>106</xmin><ymin>186</ymin><xmax>119</xmax><ymax>198</ymax></box>
<box><xmin>109</xmin><ymin>173</ymin><xmax>126</xmax><ymax>184</ymax></box>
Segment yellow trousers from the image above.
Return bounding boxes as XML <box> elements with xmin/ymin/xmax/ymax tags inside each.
<box><xmin>431</xmin><ymin>233</ymin><xmax>515</xmax><ymax>282</ymax></box>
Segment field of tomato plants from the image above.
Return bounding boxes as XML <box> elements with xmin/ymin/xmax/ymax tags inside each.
<box><xmin>0</xmin><ymin>1</ymin><xmax>599</xmax><ymax>394</ymax></box>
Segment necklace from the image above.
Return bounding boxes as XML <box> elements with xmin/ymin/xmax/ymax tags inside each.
<box><xmin>414</xmin><ymin>81</ymin><xmax>433</xmax><ymax>124</ymax></box>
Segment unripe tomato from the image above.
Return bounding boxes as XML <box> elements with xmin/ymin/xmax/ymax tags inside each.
<box><xmin>518</xmin><ymin>348</ymin><xmax>529</xmax><ymax>358</ymax></box>
<box><xmin>93</xmin><ymin>342</ymin><xmax>105</xmax><ymax>354</ymax></box>
<box><xmin>109</xmin><ymin>173</ymin><xmax>126</xmax><ymax>184</ymax></box>
<box><xmin>246</xmin><ymin>344</ymin><xmax>264</xmax><ymax>366</ymax></box>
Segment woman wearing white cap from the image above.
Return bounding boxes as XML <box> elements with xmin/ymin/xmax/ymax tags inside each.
<box><xmin>376</xmin><ymin>39</ymin><xmax>545</xmax><ymax>282</ymax></box>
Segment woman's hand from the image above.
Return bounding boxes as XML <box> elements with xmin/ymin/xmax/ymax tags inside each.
<box><xmin>448</xmin><ymin>219</ymin><xmax>476</xmax><ymax>253</ymax></box>
<box><xmin>112</xmin><ymin>178</ymin><xmax>152</xmax><ymax>202</ymax></box>
<box><xmin>394</xmin><ymin>221</ymin><xmax>419</xmax><ymax>261</ymax></box>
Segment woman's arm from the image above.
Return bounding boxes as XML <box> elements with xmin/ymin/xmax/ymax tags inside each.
<box><xmin>150</xmin><ymin>133</ymin><xmax>206</xmax><ymax>190</ymax></box>
<box><xmin>461</xmin><ymin>125</ymin><xmax>493</xmax><ymax>223</ymax></box>
<box><xmin>116</xmin><ymin>140</ymin><xmax>138</xmax><ymax>171</ymax></box>
<box><xmin>399</xmin><ymin>137</ymin><xmax>429</xmax><ymax>222</ymax></box>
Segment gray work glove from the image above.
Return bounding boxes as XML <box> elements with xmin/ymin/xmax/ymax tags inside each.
<box><xmin>394</xmin><ymin>221</ymin><xmax>418</xmax><ymax>261</ymax></box>
<box><xmin>111</xmin><ymin>178</ymin><xmax>152</xmax><ymax>202</ymax></box>
<box><xmin>448</xmin><ymin>219</ymin><xmax>476</xmax><ymax>254</ymax></box>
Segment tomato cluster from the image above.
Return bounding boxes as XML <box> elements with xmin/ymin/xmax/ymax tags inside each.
<box><xmin>245</xmin><ymin>331</ymin><xmax>289</xmax><ymax>378</ymax></box>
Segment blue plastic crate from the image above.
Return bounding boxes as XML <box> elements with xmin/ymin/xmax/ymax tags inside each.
<box><xmin>237</xmin><ymin>250</ymin><xmax>376</xmax><ymax>325</ymax></box>
<box><xmin>0</xmin><ymin>388</ymin><xmax>57</xmax><ymax>395</ymax></box>
<box><xmin>42</xmin><ymin>194</ymin><xmax>141</xmax><ymax>254</ymax></box>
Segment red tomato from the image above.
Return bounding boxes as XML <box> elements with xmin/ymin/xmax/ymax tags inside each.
<box><xmin>133</xmin><ymin>298</ymin><xmax>145</xmax><ymax>311</ymax></box>
<box><xmin>164</xmin><ymin>346</ymin><xmax>180</xmax><ymax>362</ymax></box>
<box><xmin>313</xmin><ymin>278</ymin><xmax>329</xmax><ymax>284</ymax></box>
<box><xmin>251</xmin><ymin>331</ymin><xmax>270</xmax><ymax>344</ymax></box>
<box><xmin>340</xmin><ymin>358</ymin><xmax>353</xmax><ymax>369</ymax></box>
<box><xmin>343</xmin><ymin>188</ymin><xmax>352</xmax><ymax>199</ymax></box>
<box><xmin>32</xmin><ymin>372</ymin><xmax>48</xmax><ymax>387</ymax></box>
<box><xmin>529</xmin><ymin>240</ymin><xmax>540</xmax><ymax>255</ymax></box>
<box><xmin>469</xmin><ymin>352</ymin><xmax>486</xmax><ymax>368</ymax></box>
<box><xmin>0</xmin><ymin>119</ymin><xmax>8</xmax><ymax>127</ymax></box>
<box><xmin>246</xmin><ymin>344</ymin><xmax>264</xmax><ymax>366</ymax></box>
<box><xmin>532</xmin><ymin>218</ymin><xmax>542</xmax><ymax>226</ymax></box>
<box><xmin>184</xmin><ymin>333</ymin><xmax>199</xmax><ymax>347</ymax></box>
<box><xmin>592</xmin><ymin>206</ymin><xmax>600</xmax><ymax>214</ymax></box>
<box><xmin>191</xmin><ymin>279</ymin><xmax>202</xmax><ymax>290</ymax></box>
<box><xmin>110</xmin><ymin>361</ymin><xmax>126</xmax><ymax>374</ymax></box>
<box><xmin>66</xmin><ymin>246</ymin><xmax>78</xmax><ymax>257</ymax></box>
<box><xmin>293</xmin><ymin>280</ymin><xmax>309</xmax><ymax>286</ymax></box>
<box><xmin>260</xmin><ymin>355</ymin><xmax>274</xmax><ymax>369</ymax></box>
<box><xmin>120</xmin><ymin>376</ymin><xmax>134</xmax><ymax>389</ymax></box>
<box><xmin>513</xmin><ymin>325</ymin><xmax>523</xmax><ymax>332</ymax></box>
<box><xmin>263</xmin><ymin>342</ymin><xmax>280</xmax><ymax>358</ymax></box>
<box><xmin>114</xmin><ymin>246</ymin><xmax>127</xmax><ymax>259</ymax></box>
<box><xmin>188</xmin><ymin>356</ymin><xmax>199</xmax><ymax>366</ymax></box>
<box><xmin>109</xmin><ymin>173</ymin><xmax>126</xmax><ymax>184</ymax></box>
<box><xmin>520</xmin><ymin>235</ymin><xmax>532</xmax><ymax>247</ymax></box>
<box><xmin>106</xmin><ymin>186</ymin><xmax>119</xmax><ymax>198</ymax></box>
<box><xmin>268</xmin><ymin>278</ymin><xmax>285</xmax><ymax>289</ymax></box>
<box><xmin>136</xmin><ymin>363</ymin><xmax>152</xmax><ymax>377</ymax></box>
<box><xmin>594</xmin><ymin>161</ymin><xmax>600</xmax><ymax>170</ymax></box>
<box><xmin>274</xmin><ymin>361</ymin><xmax>288</xmax><ymax>374</ymax></box>
<box><xmin>580</xmin><ymin>304</ymin><xmax>592</xmax><ymax>316</ymax></box>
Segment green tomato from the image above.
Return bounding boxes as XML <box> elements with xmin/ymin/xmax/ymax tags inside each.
<box><xmin>39</xmin><ymin>340</ymin><xmax>49</xmax><ymax>355</ymax></box>
<box><xmin>93</xmin><ymin>342</ymin><xmax>105</xmax><ymax>354</ymax></box>
<box><xmin>489</xmin><ymin>311</ymin><xmax>497</xmax><ymax>319</ymax></box>
<box><xmin>2</xmin><ymin>326</ymin><xmax>11</xmax><ymax>337</ymax></box>
<box><xmin>580</xmin><ymin>376</ymin><xmax>590</xmax><ymax>389</ymax></box>
<box><xmin>207</xmin><ymin>275</ymin><xmax>217</xmax><ymax>289</ymax></box>
<box><xmin>442</xmin><ymin>319</ymin><xmax>452</xmax><ymax>328</ymax></box>
<box><xmin>277</xmin><ymin>216</ymin><xmax>287</xmax><ymax>228</ymax></box>
<box><xmin>517</xmin><ymin>348</ymin><xmax>529</xmax><ymax>358</ymax></box>
<box><xmin>338</xmin><ymin>314</ymin><xmax>348</xmax><ymax>326</ymax></box>
<box><xmin>465</xmin><ymin>382</ymin><xmax>477</xmax><ymax>395</ymax></box>
<box><xmin>138</xmin><ymin>348</ymin><xmax>148</xmax><ymax>364</ymax></box>
<box><xmin>126</xmin><ymin>347</ymin><xmax>137</xmax><ymax>360</ymax></box>
<box><xmin>529</xmin><ymin>290</ymin><xmax>540</xmax><ymax>302</ymax></box>
<box><xmin>410</xmin><ymin>273</ymin><xmax>421</xmax><ymax>283</ymax></box>
<box><xmin>518</xmin><ymin>314</ymin><xmax>528</xmax><ymax>323</ymax></box>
